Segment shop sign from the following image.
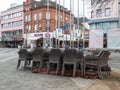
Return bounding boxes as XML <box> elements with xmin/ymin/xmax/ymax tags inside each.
<box><xmin>12</xmin><ymin>38</ymin><xmax>24</xmax><ymax>41</ymax></box>
<box><xmin>45</xmin><ymin>33</ymin><xmax>51</xmax><ymax>38</ymax></box>
<box><xmin>34</xmin><ymin>34</ymin><xmax>43</xmax><ymax>37</ymax></box>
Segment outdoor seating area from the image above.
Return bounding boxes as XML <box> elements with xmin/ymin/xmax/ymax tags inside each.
<box><xmin>16</xmin><ymin>48</ymin><xmax>111</xmax><ymax>79</ymax></box>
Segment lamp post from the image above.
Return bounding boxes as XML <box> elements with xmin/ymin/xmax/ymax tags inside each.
<box><xmin>2</xmin><ymin>36</ymin><xmax>5</xmax><ymax>48</ymax></box>
<box><xmin>77</xmin><ymin>0</ymin><xmax>80</xmax><ymax>49</ymax></box>
<box><xmin>25</xmin><ymin>29</ymin><xmax>28</xmax><ymax>48</ymax></box>
<box><xmin>82</xmin><ymin>0</ymin><xmax>85</xmax><ymax>48</ymax></box>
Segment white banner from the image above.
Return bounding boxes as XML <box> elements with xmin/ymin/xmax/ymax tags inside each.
<box><xmin>108</xmin><ymin>29</ymin><xmax>120</xmax><ymax>49</ymax></box>
<box><xmin>89</xmin><ymin>29</ymin><xmax>103</xmax><ymax>48</ymax></box>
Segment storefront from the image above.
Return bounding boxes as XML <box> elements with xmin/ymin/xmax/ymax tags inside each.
<box><xmin>24</xmin><ymin>32</ymin><xmax>54</xmax><ymax>48</ymax></box>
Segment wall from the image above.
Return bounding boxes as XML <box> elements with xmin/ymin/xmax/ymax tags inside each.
<box><xmin>91</xmin><ymin>0</ymin><xmax>118</xmax><ymax>20</ymax></box>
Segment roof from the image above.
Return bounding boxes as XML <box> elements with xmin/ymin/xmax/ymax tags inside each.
<box><xmin>26</xmin><ymin>0</ymin><xmax>70</xmax><ymax>13</ymax></box>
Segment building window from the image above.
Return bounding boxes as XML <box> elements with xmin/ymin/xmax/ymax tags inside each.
<box><xmin>91</xmin><ymin>11</ymin><xmax>94</xmax><ymax>18</ymax></box>
<box><xmin>28</xmin><ymin>14</ymin><xmax>30</xmax><ymax>21</ymax></box>
<box><xmin>25</xmin><ymin>14</ymin><xmax>30</xmax><ymax>22</ymax></box>
<box><xmin>39</xmin><ymin>24</ymin><xmax>42</xmax><ymax>32</ymax></box>
<box><xmin>106</xmin><ymin>0</ymin><xmax>110</xmax><ymax>3</ymax></box>
<box><xmin>46</xmin><ymin>23</ymin><xmax>50</xmax><ymax>31</ymax></box>
<box><xmin>28</xmin><ymin>25</ymin><xmax>31</xmax><ymax>32</ymax></box>
<box><xmin>110</xmin><ymin>22</ymin><xmax>118</xmax><ymax>28</ymax></box>
<box><xmin>34</xmin><ymin>24</ymin><xmax>37</xmax><ymax>32</ymax></box>
<box><xmin>34</xmin><ymin>13</ymin><xmax>37</xmax><ymax>21</ymax></box>
<box><xmin>25</xmin><ymin>15</ymin><xmax>27</xmax><ymax>22</ymax></box>
<box><xmin>96</xmin><ymin>9</ymin><xmax>102</xmax><ymax>17</ymax></box>
<box><xmin>66</xmin><ymin>17</ymin><xmax>68</xmax><ymax>23</ymax></box>
<box><xmin>97</xmin><ymin>0</ymin><xmax>102</xmax><ymax>4</ymax></box>
<box><xmin>102</xmin><ymin>22</ymin><xmax>110</xmax><ymax>30</ymax></box>
<box><xmin>26</xmin><ymin>7</ymin><xmax>30</xmax><ymax>11</ymax></box>
<box><xmin>105</xmin><ymin>8</ymin><xmax>110</xmax><ymax>16</ymax></box>
<box><xmin>60</xmin><ymin>15</ymin><xmax>63</xmax><ymax>22</ymax></box>
<box><xmin>91</xmin><ymin>0</ymin><xmax>95</xmax><ymax>5</ymax></box>
<box><xmin>39</xmin><ymin>12</ymin><xmax>42</xmax><ymax>20</ymax></box>
<box><xmin>25</xmin><ymin>25</ymin><xmax>29</xmax><ymax>33</ymax></box>
<box><xmin>91</xmin><ymin>24</ymin><xmax>96</xmax><ymax>29</ymax></box>
<box><xmin>96</xmin><ymin>23</ymin><xmax>102</xmax><ymax>29</ymax></box>
<box><xmin>46</xmin><ymin>11</ymin><xmax>50</xmax><ymax>20</ymax></box>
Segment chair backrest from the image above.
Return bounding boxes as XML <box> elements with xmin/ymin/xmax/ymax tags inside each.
<box><xmin>76</xmin><ymin>51</ymin><xmax>83</xmax><ymax>58</ymax></box>
<box><xmin>50</xmin><ymin>49</ymin><xmax>61</xmax><ymax>55</ymax></box>
<box><xmin>98</xmin><ymin>50</ymin><xmax>109</xmax><ymax>58</ymax></box>
<box><xmin>63</xmin><ymin>49</ymin><xmax>77</xmax><ymax>62</ymax></box>
<box><xmin>18</xmin><ymin>49</ymin><xmax>28</xmax><ymax>60</ymax></box>
<box><xmin>33</xmin><ymin>48</ymin><xmax>44</xmax><ymax>61</ymax></box>
<box><xmin>92</xmin><ymin>49</ymin><xmax>101</xmax><ymax>55</ymax></box>
<box><xmin>49</xmin><ymin>49</ymin><xmax>61</xmax><ymax>62</ymax></box>
<box><xmin>99</xmin><ymin>51</ymin><xmax>111</xmax><ymax>65</ymax></box>
<box><xmin>64</xmin><ymin>49</ymin><xmax>76</xmax><ymax>54</ymax></box>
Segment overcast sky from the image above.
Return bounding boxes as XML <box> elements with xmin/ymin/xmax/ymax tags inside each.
<box><xmin>0</xmin><ymin>0</ymin><xmax>91</xmax><ymax>18</ymax></box>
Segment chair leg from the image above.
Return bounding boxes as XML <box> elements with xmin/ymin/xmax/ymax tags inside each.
<box><xmin>83</xmin><ymin>64</ymin><xmax>86</xmax><ymax>77</ymax></box>
<box><xmin>38</xmin><ymin>61</ymin><xmax>43</xmax><ymax>72</ymax></box>
<box><xmin>81</xmin><ymin>62</ymin><xmax>83</xmax><ymax>76</ymax></box>
<box><xmin>16</xmin><ymin>60</ymin><xmax>21</xmax><ymax>69</ymax></box>
<box><xmin>24</xmin><ymin>60</ymin><xmax>27</xmax><ymax>69</ymax></box>
<box><xmin>56</xmin><ymin>63</ymin><xmax>59</xmax><ymax>75</ymax></box>
<box><xmin>47</xmin><ymin>62</ymin><xmax>50</xmax><ymax>74</ymax></box>
<box><xmin>105</xmin><ymin>65</ymin><xmax>111</xmax><ymax>76</ymax></box>
<box><xmin>28</xmin><ymin>60</ymin><xmax>31</xmax><ymax>66</ymax></box>
<box><xmin>97</xmin><ymin>66</ymin><xmax>103</xmax><ymax>79</ymax></box>
<box><xmin>31</xmin><ymin>61</ymin><xmax>35</xmax><ymax>71</ymax></box>
<box><xmin>73</xmin><ymin>64</ymin><xmax>76</xmax><ymax>77</ymax></box>
<box><xmin>62</xmin><ymin>63</ymin><xmax>65</xmax><ymax>76</ymax></box>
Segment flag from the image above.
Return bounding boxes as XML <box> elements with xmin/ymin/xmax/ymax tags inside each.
<box><xmin>56</xmin><ymin>28</ymin><xmax>63</xmax><ymax>37</ymax></box>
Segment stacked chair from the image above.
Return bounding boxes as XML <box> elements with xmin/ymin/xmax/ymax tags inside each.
<box><xmin>62</xmin><ymin>49</ymin><xmax>83</xmax><ymax>77</ymax></box>
<box><xmin>17</xmin><ymin>49</ymin><xmax>33</xmax><ymax>69</ymax></box>
<box><xmin>47</xmin><ymin>49</ymin><xmax>62</xmax><ymax>75</ymax></box>
<box><xmin>84</xmin><ymin>50</ymin><xmax>111</xmax><ymax>79</ymax></box>
<box><xmin>31</xmin><ymin>47</ymin><xmax>49</xmax><ymax>72</ymax></box>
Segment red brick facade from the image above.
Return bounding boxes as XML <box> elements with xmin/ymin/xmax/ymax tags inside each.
<box><xmin>24</xmin><ymin>0</ymin><xmax>71</xmax><ymax>33</ymax></box>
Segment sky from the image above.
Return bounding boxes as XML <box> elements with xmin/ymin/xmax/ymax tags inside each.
<box><xmin>0</xmin><ymin>0</ymin><xmax>91</xmax><ymax>18</ymax></box>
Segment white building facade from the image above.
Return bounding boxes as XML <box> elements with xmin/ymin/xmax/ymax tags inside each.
<box><xmin>89</xmin><ymin>0</ymin><xmax>120</xmax><ymax>48</ymax></box>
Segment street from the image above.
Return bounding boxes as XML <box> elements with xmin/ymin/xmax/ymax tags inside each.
<box><xmin>0</xmin><ymin>48</ymin><xmax>119</xmax><ymax>90</ymax></box>
<box><xmin>0</xmin><ymin>48</ymin><xmax>95</xmax><ymax>90</ymax></box>
<box><xmin>109</xmin><ymin>52</ymin><xmax>120</xmax><ymax>71</ymax></box>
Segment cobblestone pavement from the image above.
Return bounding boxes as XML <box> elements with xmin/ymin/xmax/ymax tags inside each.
<box><xmin>0</xmin><ymin>48</ymin><xmax>96</xmax><ymax>90</ymax></box>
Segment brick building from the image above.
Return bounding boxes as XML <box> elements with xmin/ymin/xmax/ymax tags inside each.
<box><xmin>24</xmin><ymin>0</ymin><xmax>72</xmax><ymax>48</ymax></box>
